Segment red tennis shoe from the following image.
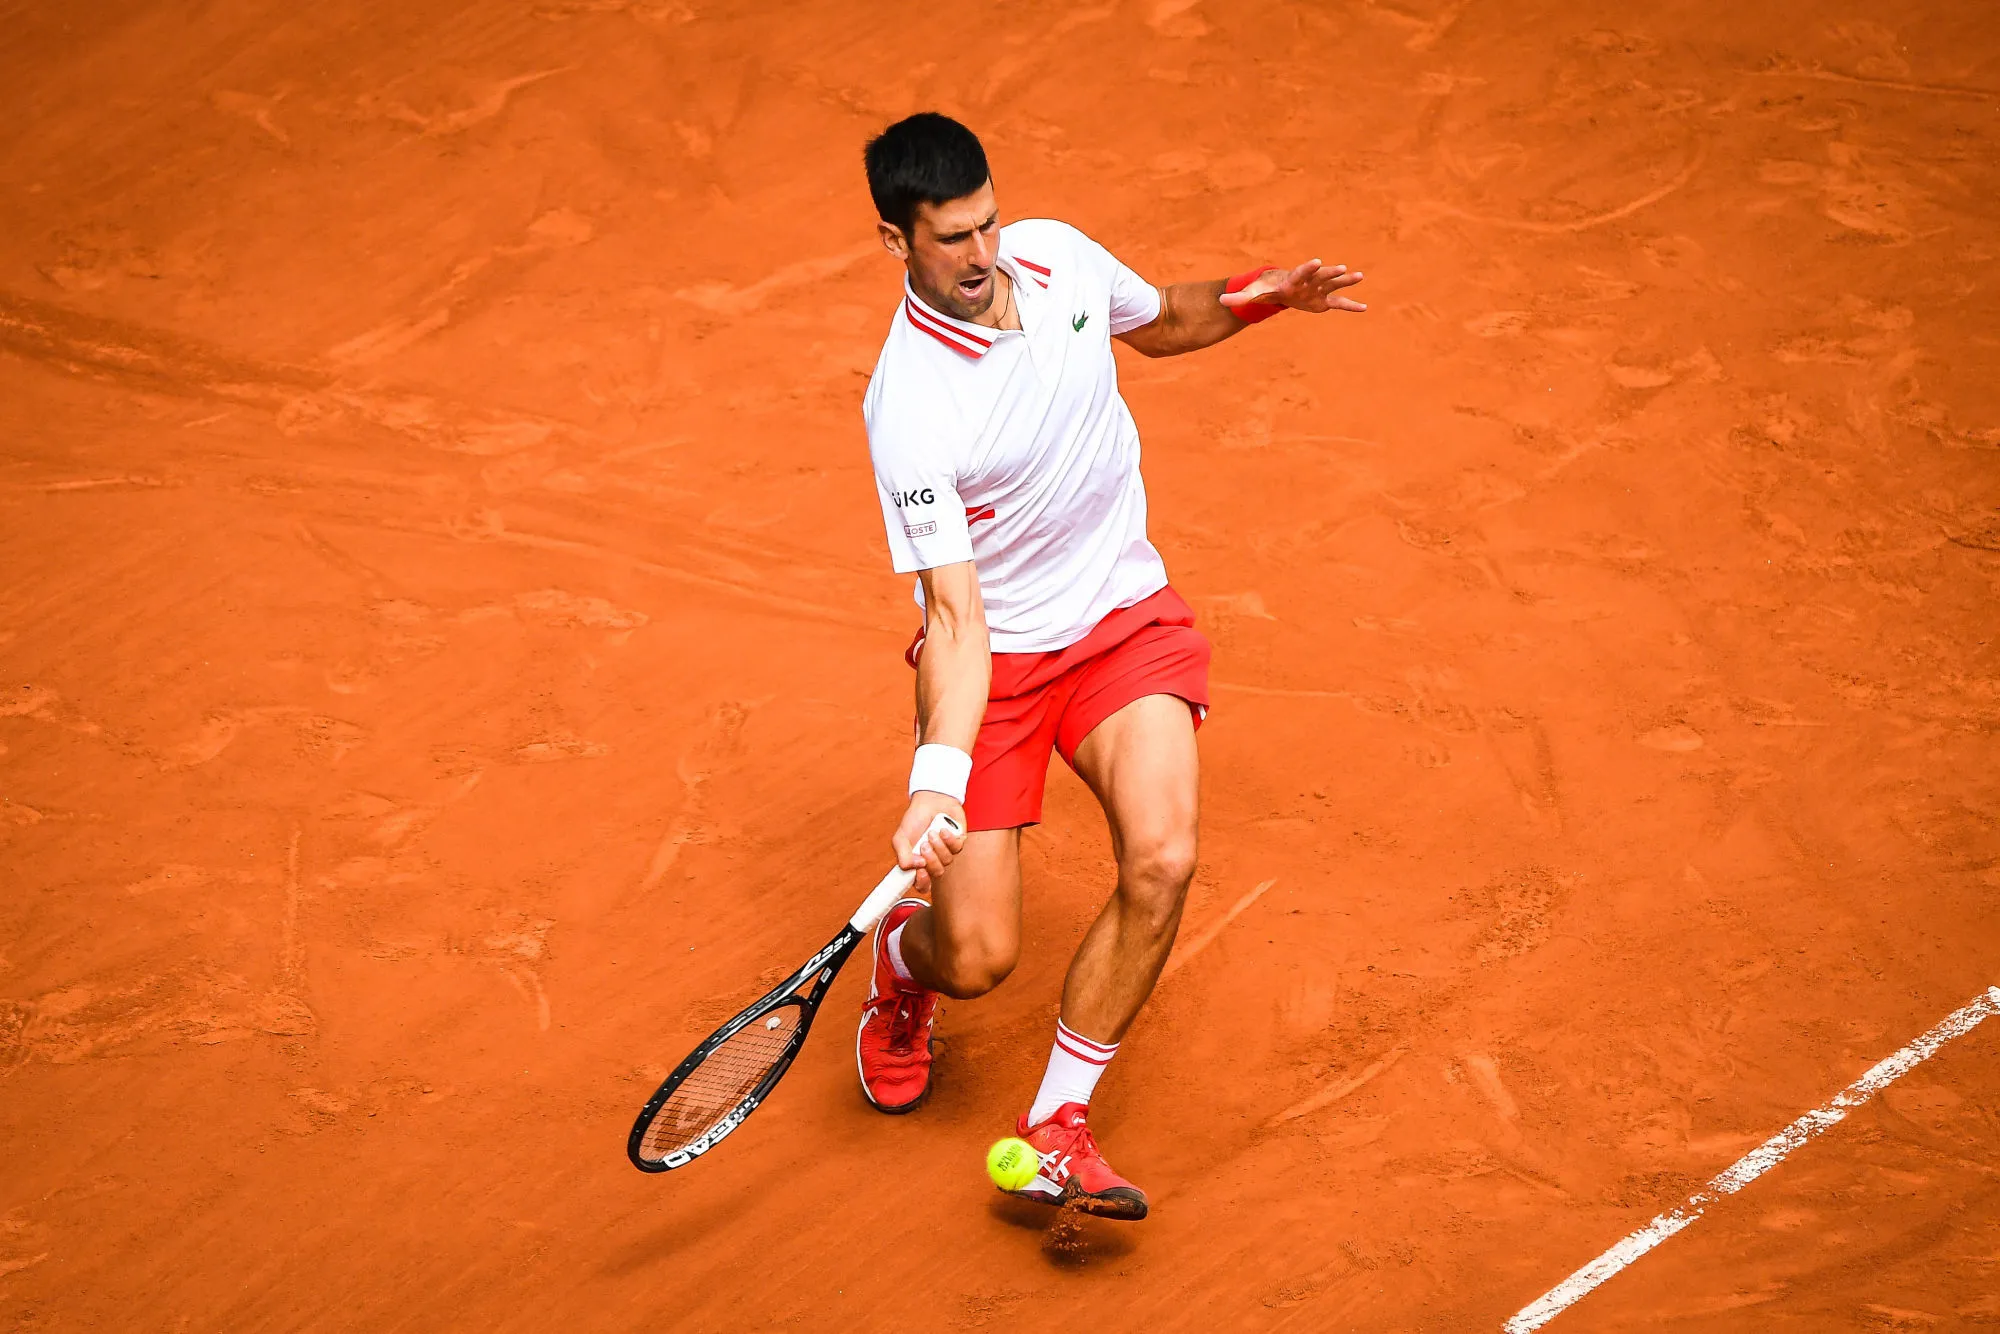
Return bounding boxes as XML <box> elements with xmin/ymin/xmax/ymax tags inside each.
<box><xmin>1009</xmin><ymin>1102</ymin><xmax>1149</xmax><ymax>1220</ymax></box>
<box><xmin>855</xmin><ymin>898</ymin><xmax>938</xmax><ymax>1114</ymax></box>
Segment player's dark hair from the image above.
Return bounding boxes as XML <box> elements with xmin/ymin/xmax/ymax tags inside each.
<box><xmin>864</xmin><ymin>113</ymin><xmax>991</xmax><ymax>236</ymax></box>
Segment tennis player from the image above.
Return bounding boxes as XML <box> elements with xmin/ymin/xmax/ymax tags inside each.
<box><xmin>855</xmin><ymin>113</ymin><xmax>1365</xmax><ymax>1220</ymax></box>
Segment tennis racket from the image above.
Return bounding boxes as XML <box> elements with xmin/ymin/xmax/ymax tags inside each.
<box><xmin>627</xmin><ymin>812</ymin><xmax>962</xmax><ymax>1173</ymax></box>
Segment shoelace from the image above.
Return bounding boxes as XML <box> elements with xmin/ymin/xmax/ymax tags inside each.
<box><xmin>1020</xmin><ymin>1118</ymin><xmax>1105</xmax><ymax>1190</ymax></box>
<box><xmin>1054</xmin><ymin>1118</ymin><xmax>1100</xmax><ymax>1168</ymax></box>
<box><xmin>861</xmin><ymin>992</ymin><xmax>930</xmax><ymax>1057</ymax></box>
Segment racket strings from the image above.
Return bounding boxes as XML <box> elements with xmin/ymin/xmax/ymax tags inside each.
<box><xmin>638</xmin><ymin>1004</ymin><xmax>804</xmax><ymax>1162</ymax></box>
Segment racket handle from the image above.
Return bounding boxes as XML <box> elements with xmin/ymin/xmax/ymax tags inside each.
<box><xmin>848</xmin><ymin>813</ymin><xmax>964</xmax><ymax>933</ymax></box>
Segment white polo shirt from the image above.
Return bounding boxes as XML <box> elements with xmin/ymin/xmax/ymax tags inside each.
<box><xmin>863</xmin><ymin>218</ymin><xmax>1168</xmax><ymax>653</ymax></box>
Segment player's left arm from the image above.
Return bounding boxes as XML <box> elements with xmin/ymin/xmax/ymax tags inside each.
<box><xmin>1115</xmin><ymin>260</ymin><xmax>1366</xmax><ymax>359</ymax></box>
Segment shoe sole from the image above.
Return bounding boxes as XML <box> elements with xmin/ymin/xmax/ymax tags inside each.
<box><xmin>1007</xmin><ymin>1181</ymin><xmax>1149</xmax><ymax>1222</ymax></box>
<box><xmin>1068</xmin><ymin>1185</ymin><xmax>1148</xmax><ymax>1221</ymax></box>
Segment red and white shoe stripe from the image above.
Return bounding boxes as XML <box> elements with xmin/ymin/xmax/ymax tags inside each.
<box><xmin>1053</xmin><ymin>1020</ymin><xmax>1117</xmax><ymax>1067</ymax></box>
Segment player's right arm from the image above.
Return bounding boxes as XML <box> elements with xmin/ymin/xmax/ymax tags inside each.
<box><xmin>864</xmin><ymin>372</ymin><xmax>981</xmax><ymax>889</ymax></box>
<box><xmin>895</xmin><ymin>559</ymin><xmax>987</xmax><ymax>890</ymax></box>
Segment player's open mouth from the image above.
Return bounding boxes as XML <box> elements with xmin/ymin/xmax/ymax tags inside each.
<box><xmin>957</xmin><ymin>272</ymin><xmax>991</xmax><ymax>301</ymax></box>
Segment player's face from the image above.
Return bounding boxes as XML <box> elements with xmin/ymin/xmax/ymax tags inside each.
<box><xmin>888</xmin><ymin>180</ymin><xmax>1001</xmax><ymax>320</ymax></box>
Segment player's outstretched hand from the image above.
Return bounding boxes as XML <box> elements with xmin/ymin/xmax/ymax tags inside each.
<box><xmin>1219</xmin><ymin>259</ymin><xmax>1367</xmax><ymax>315</ymax></box>
<box><xmin>893</xmin><ymin>792</ymin><xmax>968</xmax><ymax>894</ymax></box>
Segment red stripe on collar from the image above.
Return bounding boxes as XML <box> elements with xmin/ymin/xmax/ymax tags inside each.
<box><xmin>904</xmin><ymin>296</ymin><xmax>991</xmax><ymax>358</ymax></box>
<box><xmin>1013</xmin><ymin>257</ymin><xmax>1051</xmax><ymax>288</ymax></box>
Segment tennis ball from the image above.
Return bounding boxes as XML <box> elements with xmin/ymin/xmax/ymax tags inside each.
<box><xmin>986</xmin><ymin>1136</ymin><xmax>1039</xmax><ymax>1191</ymax></box>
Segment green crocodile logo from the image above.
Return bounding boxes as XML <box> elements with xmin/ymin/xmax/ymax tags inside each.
<box><xmin>1072</xmin><ymin>312</ymin><xmax>1088</xmax><ymax>332</ymax></box>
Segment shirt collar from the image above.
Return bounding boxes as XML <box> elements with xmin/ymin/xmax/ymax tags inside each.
<box><xmin>996</xmin><ymin>253</ymin><xmax>1047</xmax><ymax>338</ymax></box>
<box><xmin>902</xmin><ymin>277</ymin><xmax>1002</xmax><ymax>359</ymax></box>
<box><xmin>900</xmin><ymin>247</ymin><xmax>1053</xmax><ymax>357</ymax></box>
<box><xmin>1008</xmin><ymin>253</ymin><xmax>1051</xmax><ymax>290</ymax></box>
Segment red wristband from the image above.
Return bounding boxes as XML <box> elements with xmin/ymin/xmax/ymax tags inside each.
<box><xmin>1225</xmin><ymin>266</ymin><xmax>1284</xmax><ymax>324</ymax></box>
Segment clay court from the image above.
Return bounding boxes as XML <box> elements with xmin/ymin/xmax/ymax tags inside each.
<box><xmin>4</xmin><ymin>0</ymin><xmax>1998</xmax><ymax>1328</ymax></box>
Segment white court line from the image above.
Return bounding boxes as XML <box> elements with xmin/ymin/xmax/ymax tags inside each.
<box><xmin>1505</xmin><ymin>985</ymin><xmax>2000</xmax><ymax>1333</ymax></box>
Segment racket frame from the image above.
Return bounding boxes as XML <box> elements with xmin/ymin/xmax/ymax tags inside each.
<box><xmin>626</xmin><ymin>924</ymin><xmax>862</xmax><ymax>1172</ymax></box>
<box><xmin>626</xmin><ymin>814</ymin><xmax>961</xmax><ymax>1174</ymax></box>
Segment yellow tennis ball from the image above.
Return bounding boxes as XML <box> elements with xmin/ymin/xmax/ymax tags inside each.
<box><xmin>986</xmin><ymin>1136</ymin><xmax>1039</xmax><ymax>1191</ymax></box>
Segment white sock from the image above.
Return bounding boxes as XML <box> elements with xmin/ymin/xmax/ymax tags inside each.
<box><xmin>884</xmin><ymin>921</ymin><xmax>915</xmax><ymax>985</ymax></box>
<box><xmin>1027</xmin><ymin>1020</ymin><xmax>1118</xmax><ymax>1126</ymax></box>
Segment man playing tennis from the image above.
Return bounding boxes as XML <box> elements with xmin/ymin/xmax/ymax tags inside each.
<box><xmin>856</xmin><ymin>113</ymin><xmax>1365</xmax><ymax>1220</ymax></box>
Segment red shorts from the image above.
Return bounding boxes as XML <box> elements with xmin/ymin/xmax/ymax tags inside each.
<box><xmin>906</xmin><ymin>586</ymin><xmax>1211</xmax><ymax>831</ymax></box>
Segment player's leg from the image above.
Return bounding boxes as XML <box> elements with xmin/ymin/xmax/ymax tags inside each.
<box><xmin>893</xmin><ymin>672</ymin><xmax>1055</xmax><ymax>1000</ymax></box>
<box><xmin>1062</xmin><ymin>691</ymin><xmax>1200</xmax><ymax>1040</ymax></box>
<box><xmin>856</xmin><ymin>831</ymin><xmax>1021</xmax><ymax>1113</ymax></box>
<box><xmin>895</xmin><ymin>828</ymin><xmax>1023</xmax><ymax>997</ymax></box>
<box><xmin>1009</xmin><ymin>690</ymin><xmax>1199</xmax><ymax>1218</ymax></box>
<box><xmin>859</xmin><ymin>673</ymin><xmax>1056</xmax><ymax>1114</ymax></box>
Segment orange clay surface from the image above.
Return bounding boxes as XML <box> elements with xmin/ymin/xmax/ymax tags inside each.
<box><xmin>4</xmin><ymin>2</ymin><xmax>1999</xmax><ymax>1330</ymax></box>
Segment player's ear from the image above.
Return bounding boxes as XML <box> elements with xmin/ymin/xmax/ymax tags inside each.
<box><xmin>878</xmin><ymin>219</ymin><xmax>910</xmax><ymax>262</ymax></box>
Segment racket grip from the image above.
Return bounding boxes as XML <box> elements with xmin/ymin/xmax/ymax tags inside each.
<box><xmin>848</xmin><ymin>813</ymin><xmax>964</xmax><ymax>933</ymax></box>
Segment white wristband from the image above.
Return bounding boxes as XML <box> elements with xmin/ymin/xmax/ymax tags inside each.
<box><xmin>908</xmin><ymin>743</ymin><xmax>973</xmax><ymax>803</ymax></box>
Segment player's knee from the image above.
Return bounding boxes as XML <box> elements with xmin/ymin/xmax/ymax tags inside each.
<box><xmin>1120</xmin><ymin>835</ymin><xmax>1197</xmax><ymax>928</ymax></box>
<box><xmin>933</xmin><ymin>932</ymin><xmax>1018</xmax><ymax>998</ymax></box>
<box><xmin>1125</xmin><ymin>834</ymin><xmax>1197</xmax><ymax>893</ymax></box>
